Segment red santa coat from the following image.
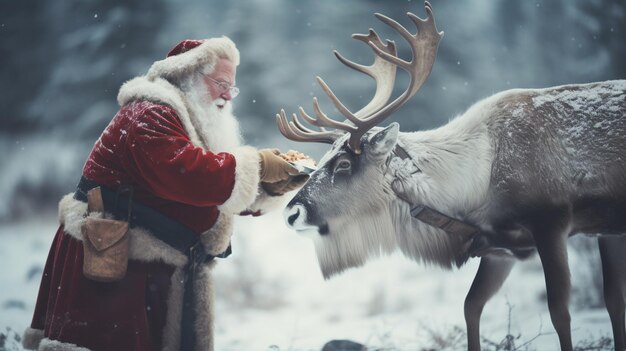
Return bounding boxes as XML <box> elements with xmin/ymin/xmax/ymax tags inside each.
<box><xmin>23</xmin><ymin>75</ymin><xmax>283</xmax><ymax>351</ymax></box>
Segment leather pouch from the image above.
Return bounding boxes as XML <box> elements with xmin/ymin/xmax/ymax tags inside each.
<box><xmin>81</xmin><ymin>187</ymin><xmax>130</xmax><ymax>282</ymax></box>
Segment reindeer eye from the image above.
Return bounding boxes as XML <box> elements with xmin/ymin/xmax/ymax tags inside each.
<box><xmin>335</xmin><ymin>159</ymin><xmax>351</xmax><ymax>173</ymax></box>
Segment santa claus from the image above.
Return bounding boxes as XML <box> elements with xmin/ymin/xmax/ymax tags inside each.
<box><xmin>23</xmin><ymin>37</ymin><xmax>306</xmax><ymax>351</ymax></box>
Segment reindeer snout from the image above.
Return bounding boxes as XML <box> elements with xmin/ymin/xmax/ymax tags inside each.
<box><xmin>283</xmin><ymin>203</ymin><xmax>324</xmax><ymax>235</ymax></box>
<box><xmin>284</xmin><ymin>204</ymin><xmax>306</xmax><ymax>229</ymax></box>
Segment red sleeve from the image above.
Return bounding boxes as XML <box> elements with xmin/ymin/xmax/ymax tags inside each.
<box><xmin>123</xmin><ymin>105</ymin><xmax>236</xmax><ymax>207</ymax></box>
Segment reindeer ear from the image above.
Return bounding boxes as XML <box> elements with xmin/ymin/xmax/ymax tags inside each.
<box><xmin>368</xmin><ymin>122</ymin><xmax>399</xmax><ymax>157</ymax></box>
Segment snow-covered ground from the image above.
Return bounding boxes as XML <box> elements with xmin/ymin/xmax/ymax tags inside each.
<box><xmin>0</xmin><ymin>209</ymin><xmax>613</xmax><ymax>350</ymax></box>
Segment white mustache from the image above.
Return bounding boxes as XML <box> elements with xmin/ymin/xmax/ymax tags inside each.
<box><xmin>215</xmin><ymin>98</ymin><xmax>227</xmax><ymax>107</ymax></box>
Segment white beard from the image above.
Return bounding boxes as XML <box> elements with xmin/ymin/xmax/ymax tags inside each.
<box><xmin>183</xmin><ymin>78</ymin><xmax>242</xmax><ymax>153</ymax></box>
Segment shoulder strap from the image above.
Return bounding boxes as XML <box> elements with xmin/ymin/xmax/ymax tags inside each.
<box><xmin>410</xmin><ymin>205</ymin><xmax>479</xmax><ymax>239</ymax></box>
<box><xmin>392</xmin><ymin>144</ymin><xmax>479</xmax><ymax>239</ymax></box>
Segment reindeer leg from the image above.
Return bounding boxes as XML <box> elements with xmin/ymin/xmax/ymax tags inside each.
<box><xmin>465</xmin><ymin>256</ymin><xmax>515</xmax><ymax>351</ymax></box>
<box><xmin>533</xmin><ymin>218</ymin><xmax>573</xmax><ymax>351</ymax></box>
<box><xmin>598</xmin><ymin>236</ymin><xmax>626</xmax><ymax>351</ymax></box>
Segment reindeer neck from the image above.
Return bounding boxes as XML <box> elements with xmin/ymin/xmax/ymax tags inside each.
<box><xmin>396</xmin><ymin>117</ymin><xmax>493</xmax><ymax>221</ymax></box>
<box><xmin>390</xmin><ymin>197</ymin><xmax>471</xmax><ymax>268</ymax></box>
<box><xmin>382</xmin><ymin>116</ymin><xmax>493</xmax><ymax>267</ymax></box>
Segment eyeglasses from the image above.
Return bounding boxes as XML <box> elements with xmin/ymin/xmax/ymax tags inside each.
<box><xmin>205</xmin><ymin>76</ymin><xmax>240</xmax><ymax>98</ymax></box>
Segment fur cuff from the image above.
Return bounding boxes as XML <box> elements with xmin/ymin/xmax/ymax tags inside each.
<box><xmin>218</xmin><ymin>146</ymin><xmax>261</xmax><ymax>214</ymax></box>
<box><xmin>22</xmin><ymin>327</ymin><xmax>44</xmax><ymax>350</ymax></box>
<box><xmin>246</xmin><ymin>185</ymin><xmax>291</xmax><ymax>215</ymax></box>
<box><xmin>38</xmin><ymin>338</ymin><xmax>92</xmax><ymax>351</ymax></box>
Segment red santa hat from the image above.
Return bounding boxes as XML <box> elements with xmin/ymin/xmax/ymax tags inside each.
<box><xmin>166</xmin><ymin>39</ymin><xmax>206</xmax><ymax>57</ymax></box>
<box><xmin>146</xmin><ymin>36</ymin><xmax>240</xmax><ymax>80</ymax></box>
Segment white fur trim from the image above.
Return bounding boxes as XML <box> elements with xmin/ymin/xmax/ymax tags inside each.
<box><xmin>28</xmin><ymin>268</ymin><xmax>216</xmax><ymax>351</ymax></box>
<box><xmin>161</xmin><ymin>268</ymin><xmax>184</xmax><ymax>351</ymax></box>
<box><xmin>218</xmin><ymin>146</ymin><xmax>261</xmax><ymax>214</ymax></box>
<box><xmin>146</xmin><ymin>37</ymin><xmax>239</xmax><ymax>81</ymax></box>
<box><xmin>37</xmin><ymin>338</ymin><xmax>92</xmax><ymax>351</ymax></box>
<box><xmin>246</xmin><ymin>185</ymin><xmax>291</xmax><ymax>214</ymax></box>
<box><xmin>60</xmin><ymin>193</ymin><xmax>238</xmax><ymax>266</ymax></box>
<box><xmin>22</xmin><ymin>327</ymin><xmax>44</xmax><ymax>350</ymax></box>
<box><xmin>201</xmin><ymin>213</ymin><xmax>233</xmax><ymax>256</ymax></box>
<box><xmin>117</xmin><ymin>76</ymin><xmax>203</xmax><ymax>148</ymax></box>
<box><xmin>161</xmin><ymin>262</ymin><xmax>216</xmax><ymax>351</ymax></box>
<box><xmin>58</xmin><ymin>194</ymin><xmax>88</xmax><ymax>241</ymax></box>
<box><xmin>56</xmin><ymin>194</ymin><xmax>225</xmax><ymax>351</ymax></box>
<box><xmin>59</xmin><ymin>193</ymin><xmax>188</xmax><ymax>267</ymax></box>
<box><xmin>194</xmin><ymin>264</ymin><xmax>216</xmax><ymax>351</ymax></box>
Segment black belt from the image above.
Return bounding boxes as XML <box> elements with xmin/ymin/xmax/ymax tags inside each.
<box><xmin>74</xmin><ymin>176</ymin><xmax>231</xmax><ymax>351</ymax></box>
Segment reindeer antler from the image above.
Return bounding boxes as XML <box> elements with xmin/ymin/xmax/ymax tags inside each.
<box><xmin>276</xmin><ymin>1</ymin><xmax>443</xmax><ymax>154</ymax></box>
<box><xmin>275</xmin><ymin>27</ymin><xmax>398</xmax><ymax>145</ymax></box>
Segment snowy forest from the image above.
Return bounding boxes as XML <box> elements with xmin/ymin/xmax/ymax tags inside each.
<box><xmin>1</xmin><ymin>0</ymin><xmax>625</xmax><ymax>350</ymax></box>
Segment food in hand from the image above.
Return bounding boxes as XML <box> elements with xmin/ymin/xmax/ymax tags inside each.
<box><xmin>280</xmin><ymin>150</ymin><xmax>316</xmax><ymax>168</ymax></box>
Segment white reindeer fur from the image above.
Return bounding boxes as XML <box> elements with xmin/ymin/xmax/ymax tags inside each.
<box><xmin>311</xmin><ymin>91</ymin><xmax>506</xmax><ymax>276</ymax></box>
<box><xmin>310</xmin><ymin>81</ymin><xmax>626</xmax><ymax>275</ymax></box>
<box><xmin>312</xmin><ymin>163</ymin><xmax>398</xmax><ymax>278</ymax></box>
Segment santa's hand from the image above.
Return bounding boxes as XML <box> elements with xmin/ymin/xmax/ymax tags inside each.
<box><xmin>259</xmin><ymin>148</ymin><xmax>299</xmax><ymax>183</ymax></box>
<box><xmin>262</xmin><ymin>175</ymin><xmax>309</xmax><ymax>196</ymax></box>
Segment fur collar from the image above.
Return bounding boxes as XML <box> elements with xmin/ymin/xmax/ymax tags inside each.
<box><xmin>117</xmin><ymin>76</ymin><xmax>204</xmax><ymax>148</ymax></box>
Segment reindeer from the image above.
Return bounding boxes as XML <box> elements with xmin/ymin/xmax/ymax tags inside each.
<box><xmin>275</xmin><ymin>2</ymin><xmax>626</xmax><ymax>351</ymax></box>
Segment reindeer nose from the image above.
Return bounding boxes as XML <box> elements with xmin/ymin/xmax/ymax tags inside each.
<box><xmin>288</xmin><ymin>208</ymin><xmax>300</xmax><ymax>226</ymax></box>
<box><xmin>284</xmin><ymin>204</ymin><xmax>306</xmax><ymax>228</ymax></box>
